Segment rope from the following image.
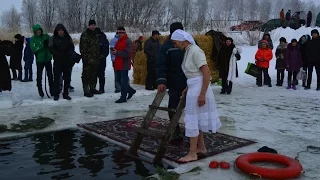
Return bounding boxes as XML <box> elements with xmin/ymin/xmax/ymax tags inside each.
<box><xmin>295</xmin><ymin>145</ymin><xmax>320</xmax><ymax>162</ymax></box>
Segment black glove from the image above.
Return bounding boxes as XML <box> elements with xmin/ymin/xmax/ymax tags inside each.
<box><xmin>43</xmin><ymin>39</ymin><xmax>49</xmax><ymax>48</ymax></box>
<box><xmin>235</xmin><ymin>54</ymin><xmax>241</xmax><ymax>61</ymax></box>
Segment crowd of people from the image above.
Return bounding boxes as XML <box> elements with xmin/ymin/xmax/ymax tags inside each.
<box><xmin>252</xmin><ymin>30</ymin><xmax>320</xmax><ymax>90</ymax></box>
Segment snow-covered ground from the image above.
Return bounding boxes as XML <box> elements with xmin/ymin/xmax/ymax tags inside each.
<box><xmin>1</xmin><ymin>27</ymin><xmax>320</xmax><ymax>179</ymax></box>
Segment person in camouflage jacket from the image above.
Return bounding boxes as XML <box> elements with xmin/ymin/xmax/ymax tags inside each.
<box><xmin>80</xmin><ymin>20</ymin><xmax>100</xmax><ymax>97</ymax></box>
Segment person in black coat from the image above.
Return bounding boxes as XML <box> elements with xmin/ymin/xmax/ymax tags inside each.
<box><xmin>49</xmin><ymin>24</ymin><xmax>75</xmax><ymax>100</ymax></box>
<box><xmin>94</xmin><ymin>28</ymin><xmax>109</xmax><ymax>94</ymax></box>
<box><xmin>306</xmin><ymin>11</ymin><xmax>312</xmax><ymax>27</ymax></box>
<box><xmin>144</xmin><ymin>30</ymin><xmax>161</xmax><ymax>90</ymax></box>
<box><xmin>275</xmin><ymin>37</ymin><xmax>287</xmax><ymax>86</ymax></box>
<box><xmin>10</xmin><ymin>34</ymin><xmax>24</xmax><ymax>81</ymax></box>
<box><xmin>305</xmin><ymin>29</ymin><xmax>320</xmax><ymax>90</ymax></box>
<box><xmin>299</xmin><ymin>35</ymin><xmax>311</xmax><ymax>87</ymax></box>
<box><xmin>0</xmin><ymin>40</ymin><xmax>13</xmax><ymax>92</ymax></box>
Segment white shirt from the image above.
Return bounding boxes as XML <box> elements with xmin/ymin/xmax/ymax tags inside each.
<box><xmin>182</xmin><ymin>44</ymin><xmax>207</xmax><ymax>79</ymax></box>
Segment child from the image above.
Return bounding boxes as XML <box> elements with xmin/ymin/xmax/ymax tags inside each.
<box><xmin>255</xmin><ymin>40</ymin><xmax>273</xmax><ymax>87</ymax></box>
<box><xmin>21</xmin><ymin>38</ymin><xmax>34</xmax><ymax>82</ymax></box>
<box><xmin>285</xmin><ymin>39</ymin><xmax>302</xmax><ymax>90</ymax></box>
<box><xmin>275</xmin><ymin>37</ymin><xmax>287</xmax><ymax>86</ymax></box>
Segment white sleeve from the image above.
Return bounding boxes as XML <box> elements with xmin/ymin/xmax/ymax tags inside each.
<box><xmin>193</xmin><ymin>49</ymin><xmax>207</xmax><ymax>69</ymax></box>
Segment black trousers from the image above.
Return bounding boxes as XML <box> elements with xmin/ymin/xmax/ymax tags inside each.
<box><xmin>276</xmin><ymin>69</ymin><xmax>285</xmax><ymax>84</ymax></box>
<box><xmin>36</xmin><ymin>61</ymin><xmax>53</xmax><ymax>90</ymax></box>
<box><xmin>287</xmin><ymin>71</ymin><xmax>298</xmax><ymax>85</ymax></box>
<box><xmin>307</xmin><ymin>65</ymin><xmax>320</xmax><ymax>87</ymax></box>
<box><xmin>168</xmin><ymin>89</ymin><xmax>183</xmax><ymax>133</ymax></box>
<box><xmin>97</xmin><ymin>58</ymin><xmax>106</xmax><ymax>91</ymax></box>
<box><xmin>145</xmin><ymin>60</ymin><xmax>156</xmax><ymax>89</ymax></box>
<box><xmin>257</xmin><ymin>67</ymin><xmax>271</xmax><ymax>85</ymax></box>
<box><xmin>53</xmin><ymin>61</ymin><xmax>71</xmax><ymax>96</ymax></box>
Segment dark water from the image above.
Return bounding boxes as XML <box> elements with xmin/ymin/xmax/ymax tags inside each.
<box><xmin>0</xmin><ymin>130</ymin><xmax>157</xmax><ymax>180</ymax></box>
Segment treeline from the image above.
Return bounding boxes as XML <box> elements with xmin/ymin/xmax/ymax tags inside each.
<box><xmin>1</xmin><ymin>0</ymin><xmax>320</xmax><ymax>34</ymax></box>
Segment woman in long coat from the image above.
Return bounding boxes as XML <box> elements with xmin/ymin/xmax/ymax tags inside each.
<box><xmin>217</xmin><ymin>37</ymin><xmax>241</xmax><ymax>94</ymax></box>
<box><xmin>0</xmin><ymin>40</ymin><xmax>13</xmax><ymax>92</ymax></box>
<box><xmin>10</xmin><ymin>34</ymin><xmax>24</xmax><ymax>80</ymax></box>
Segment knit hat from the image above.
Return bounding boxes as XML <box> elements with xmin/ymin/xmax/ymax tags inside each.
<box><xmin>291</xmin><ymin>39</ymin><xmax>298</xmax><ymax>43</ymax></box>
<box><xmin>170</xmin><ymin>22</ymin><xmax>183</xmax><ymax>34</ymax></box>
<box><xmin>88</xmin><ymin>20</ymin><xmax>96</xmax><ymax>26</ymax></box>
<box><xmin>279</xmin><ymin>37</ymin><xmax>287</xmax><ymax>43</ymax></box>
<box><xmin>25</xmin><ymin>38</ymin><xmax>31</xmax><ymax>43</ymax></box>
<box><xmin>117</xmin><ymin>26</ymin><xmax>126</xmax><ymax>34</ymax></box>
<box><xmin>14</xmin><ymin>34</ymin><xmax>22</xmax><ymax>39</ymax></box>
<box><xmin>311</xmin><ymin>29</ymin><xmax>319</xmax><ymax>36</ymax></box>
<box><xmin>226</xmin><ymin>37</ymin><xmax>233</xmax><ymax>43</ymax></box>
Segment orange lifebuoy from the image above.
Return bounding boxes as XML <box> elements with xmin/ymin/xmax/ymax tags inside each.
<box><xmin>235</xmin><ymin>152</ymin><xmax>303</xmax><ymax>180</ymax></box>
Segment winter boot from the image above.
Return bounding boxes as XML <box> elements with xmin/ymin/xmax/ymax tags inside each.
<box><xmin>38</xmin><ymin>87</ymin><xmax>44</xmax><ymax>98</ymax></box>
<box><xmin>11</xmin><ymin>69</ymin><xmax>17</xmax><ymax>80</ymax></box>
<box><xmin>17</xmin><ymin>70</ymin><xmax>22</xmax><ymax>81</ymax></box>
<box><xmin>115</xmin><ymin>98</ymin><xmax>127</xmax><ymax>103</ymax></box>
<box><xmin>226</xmin><ymin>82</ymin><xmax>233</xmax><ymax>94</ymax></box>
<box><xmin>220</xmin><ymin>89</ymin><xmax>226</xmax><ymax>94</ymax></box>
<box><xmin>286</xmin><ymin>81</ymin><xmax>292</xmax><ymax>89</ymax></box>
<box><xmin>276</xmin><ymin>80</ymin><xmax>281</xmax><ymax>86</ymax></box>
<box><xmin>317</xmin><ymin>85</ymin><xmax>320</xmax><ymax>91</ymax></box>
<box><xmin>54</xmin><ymin>95</ymin><xmax>59</xmax><ymax>101</ymax></box>
<box><xmin>304</xmin><ymin>85</ymin><xmax>310</xmax><ymax>90</ymax></box>
<box><xmin>90</xmin><ymin>85</ymin><xmax>103</xmax><ymax>95</ymax></box>
<box><xmin>63</xmin><ymin>94</ymin><xmax>72</xmax><ymax>100</ymax></box>
<box><xmin>302</xmin><ymin>80</ymin><xmax>306</xmax><ymax>87</ymax></box>
<box><xmin>21</xmin><ymin>71</ymin><xmax>29</xmax><ymax>82</ymax></box>
<box><xmin>83</xmin><ymin>84</ymin><xmax>93</xmax><ymax>98</ymax></box>
<box><xmin>292</xmin><ymin>85</ymin><xmax>297</xmax><ymax>90</ymax></box>
<box><xmin>98</xmin><ymin>78</ymin><xmax>105</xmax><ymax>94</ymax></box>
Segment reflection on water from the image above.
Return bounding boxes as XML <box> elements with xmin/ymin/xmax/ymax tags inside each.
<box><xmin>0</xmin><ymin>130</ymin><xmax>156</xmax><ymax>180</ymax></box>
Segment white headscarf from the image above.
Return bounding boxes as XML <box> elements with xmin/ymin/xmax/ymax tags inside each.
<box><xmin>171</xmin><ymin>29</ymin><xmax>196</xmax><ymax>45</ymax></box>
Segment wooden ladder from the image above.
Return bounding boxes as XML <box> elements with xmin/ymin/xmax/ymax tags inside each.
<box><xmin>127</xmin><ymin>91</ymin><xmax>186</xmax><ymax>165</ymax></box>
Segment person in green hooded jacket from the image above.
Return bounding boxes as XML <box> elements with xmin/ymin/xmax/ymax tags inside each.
<box><xmin>30</xmin><ymin>24</ymin><xmax>53</xmax><ymax>98</ymax></box>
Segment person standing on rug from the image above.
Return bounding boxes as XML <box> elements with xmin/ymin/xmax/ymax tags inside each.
<box><xmin>217</xmin><ymin>37</ymin><xmax>241</xmax><ymax>95</ymax></box>
<box><xmin>285</xmin><ymin>39</ymin><xmax>303</xmax><ymax>90</ymax></box>
<box><xmin>110</xmin><ymin>34</ymin><xmax>121</xmax><ymax>93</ymax></box>
<box><xmin>111</xmin><ymin>26</ymin><xmax>136</xmax><ymax>103</ymax></box>
<box><xmin>144</xmin><ymin>30</ymin><xmax>161</xmax><ymax>90</ymax></box>
<box><xmin>171</xmin><ymin>29</ymin><xmax>222</xmax><ymax>162</ymax></box>
<box><xmin>80</xmin><ymin>20</ymin><xmax>101</xmax><ymax>97</ymax></box>
<box><xmin>275</xmin><ymin>37</ymin><xmax>287</xmax><ymax>86</ymax></box>
<box><xmin>255</xmin><ymin>40</ymin><xmax>273</xmax><ymax>87</ymax></box>
<box><xmin>156</xmin><ymin>22</ymin><xmax>186</xmax><ymax>140</ymax></box>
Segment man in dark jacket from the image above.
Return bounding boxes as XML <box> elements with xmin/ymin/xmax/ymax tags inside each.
<box><xmin>305</xmin><ymin>29</ymin><xmax>320</xmax><ymax>90</ymax></box>
<box><xmin>285</xmin><ymin>10</ymin><xmax>291</xmax><ymax>26</ymax></box>
<box><xmin>49</xmin><ymin>24</ymin><xmax>75</xmax><ymax>101</ymax></box>
<box><xmin>95</xmin><ymin>28</ymin><xmax>110</xmax><ymax>94</ymax></box>
<box><xmin>80</xmin><ymin>20</ymin><xmax>101</xmax><ymax>97</ymax></box>
<box><xmin>144</xmin><ymin>30</ymin><xmax>161</xmax><ymax>90</ymax></box>
<box><xmin>21</xmin><ymin>38</ymin><xmax>34</xmax><ymax>82</ymax></box>
<box><xmin>307</xmin><ymin>11</ymin><xmax>312</xmax><ymax>27</ymax></box>
<box><xmin>111</xmin><ymin>26</ymin><xmax>136</xmax><ymax>103</ymax></box>
<box><xmin>156</xmin><ymin>22</ymin><xmax>186</xmax><ymax>140</ymax></box>
<box><xmin>0</xmin><ymin>40</ymin><xmax>13</xmax><ymax>92</ymax></box>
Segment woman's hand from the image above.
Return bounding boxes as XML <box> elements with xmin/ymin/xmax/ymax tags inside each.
<box><xmin>182</xmin><ymin>87</ymin><xmax>188</xmax><ymax>97</ymax></box>
<box><xmin>198</xmin><ymin>94</ymin><xmax>206</xmax><ymax>107</ymax></box>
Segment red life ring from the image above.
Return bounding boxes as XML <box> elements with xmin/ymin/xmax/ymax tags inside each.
<box><xmin>235</xmin><ymin>152</ymin><xmax>303</xmax><ymax>179</ymax></box>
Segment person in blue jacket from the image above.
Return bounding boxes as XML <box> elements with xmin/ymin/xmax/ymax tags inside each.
<box><xmin>21</xmin><ymin>38</ymin><xmax>34</xmax><ymax>82</ymax></box>
<box><xmin>110</xmin><ymin>34</ymin><xmax>121</xmax><ymax>93</ymax></box>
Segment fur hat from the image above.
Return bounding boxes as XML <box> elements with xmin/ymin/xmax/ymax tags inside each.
<box><xmin>170</xmin><ymin>22</ymin><xmax>183</xmax><ymax>34</ymax></box>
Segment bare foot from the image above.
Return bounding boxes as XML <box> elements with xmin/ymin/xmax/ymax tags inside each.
<box><xmin>178</xmin><ymin>153</ymin><xmax>198</xmax><ymax>163</ymax></box>
<box><xmin>196</xmin><ymin>148</ymin><xmax>207</xmax><ymax>154</ymax></box>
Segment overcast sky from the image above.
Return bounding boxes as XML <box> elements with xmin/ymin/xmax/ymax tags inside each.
<box><xmin>0</xmin><ymin>0</ymin><xmax>319</xmax><ymax>14</ymax></box>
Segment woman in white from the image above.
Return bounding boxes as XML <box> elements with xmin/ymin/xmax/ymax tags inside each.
<box><xmin>171</xmin><ymin>29</ymin><xmax>222</xmax><ymax>163</ymax></box>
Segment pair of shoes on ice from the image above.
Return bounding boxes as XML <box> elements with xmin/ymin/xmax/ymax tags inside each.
<box><xmin>209</xmin><ymin>161</ymin><xmax>230</xmax><ymax>169</ymax></box>
<box><xmin>54</xmin><ymin>94</ymin><xmax>72</xmax><ymax>101</ymax></box>
<box><xmin>286</xmin><ymin>85</ymin><xmax>297</xmax><ymax>90</ymax></box>
<box><xmin>115</xmin><ymin>90</ymin><xmax>136</xmax><ymax>103</ymax></box>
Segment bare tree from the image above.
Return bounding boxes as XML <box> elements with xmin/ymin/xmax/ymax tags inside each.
<box><xmin>1</xmin><ymin>6</ymin><xmax>21</xmax><ymax>33</ymax></box>
<box><xmin>259</xmin><ymin>0</ymin><xmax>272</xmax><ymax>22</ymax></box>
<box><xmin>38</xmin><ymin>0</ymin><xmax>56</xmax><ymax>32</ymax></box>
<box><xmin>21</xmin><ymin>0</ymin><xmax>38</xmax><ymax>32</ymax></box>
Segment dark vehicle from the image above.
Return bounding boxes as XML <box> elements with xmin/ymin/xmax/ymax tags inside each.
<box><xmin>254</xmin><ymin>18</ymin><xmax>306</xmax><ymax>32</ymax></box>
<box><xmin>230</xmin><ymin>21</ymin><xmax>264</xmax><ymax>31</ymax></box>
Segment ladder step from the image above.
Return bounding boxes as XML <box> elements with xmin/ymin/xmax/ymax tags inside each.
<box><xmin>133</xmin><ymin>128</ymin><xmax>164</xmax><ymax>139</ymax></box>
<box><xmin>149</xmin><ymin>105</ymin><xmax>176</xmax><ymax>112</ymax></box>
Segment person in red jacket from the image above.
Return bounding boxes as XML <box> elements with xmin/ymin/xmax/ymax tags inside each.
<box><xmin>111</xmin><ymin>26</ymin><xmax>136</xmax><ymax>103</ymax></box>
<box><xmin>255</xmin><ymin>40</ymin><xmax>273</xmax><ymax>87</ymax></box>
